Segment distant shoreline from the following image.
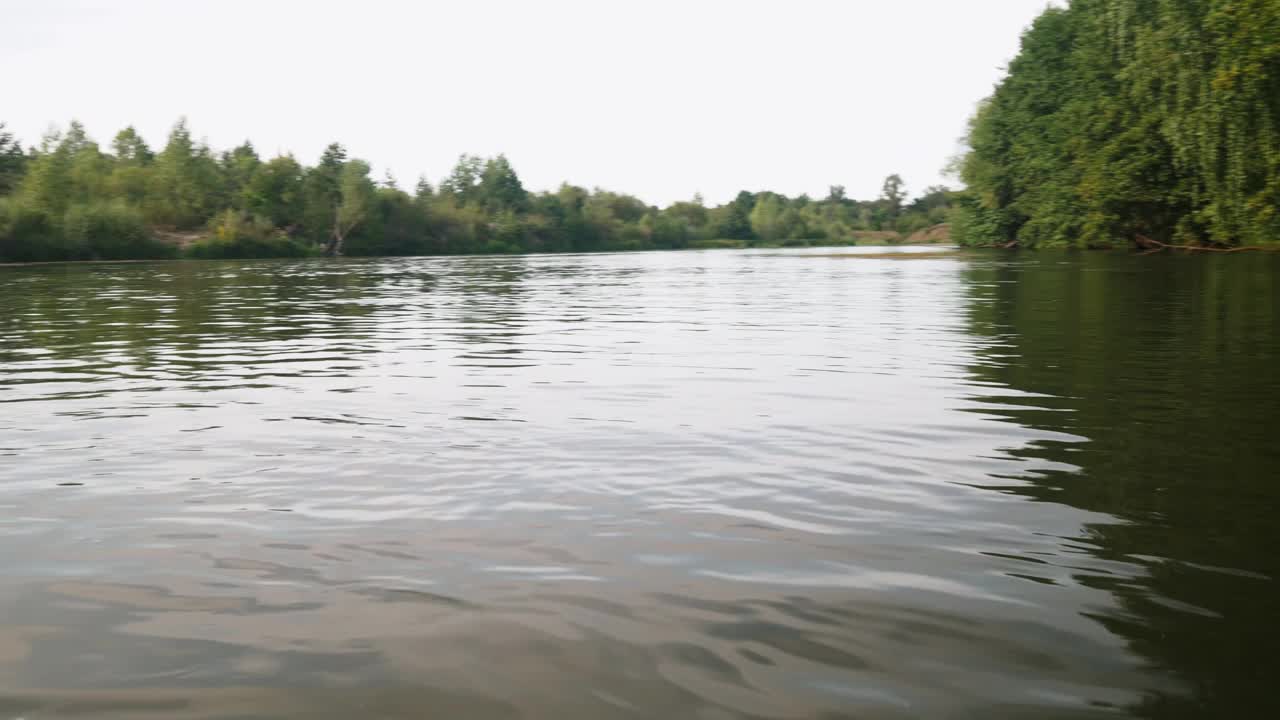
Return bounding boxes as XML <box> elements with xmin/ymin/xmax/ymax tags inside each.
<box><xmin>0</xmin><ymin>236</ymin><xmax>955</xmax><ymax>268</ymax></box>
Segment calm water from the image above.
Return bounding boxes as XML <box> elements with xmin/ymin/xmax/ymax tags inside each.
<box><xmin>1</xmin><ymin>248</ymin><xmax>1277</xmax><ymax>719</ymax></box>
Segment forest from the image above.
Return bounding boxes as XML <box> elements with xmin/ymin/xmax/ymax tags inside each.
<box><xmin>954</xmin><ymin>0</ymin><xmax>1280</xmax><ymax>249</ymax></box>
<box><xmin>6</xmin><ymin>2</ymin><xmax>1279</xmax><ymax>261</ymax></box>
<box><xmin>0</xmin><ymin>119</ymin><xmax>951</xmax><ymax>262</ymax></box>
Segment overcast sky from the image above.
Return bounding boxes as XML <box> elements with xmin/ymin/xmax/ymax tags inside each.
<box><xmin>3</xmin><ymin>0</ymin><xmax>1051</xmax><ymax>205</ymax></box>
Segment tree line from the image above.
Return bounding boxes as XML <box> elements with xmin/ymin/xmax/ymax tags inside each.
<box><xmin>0</xmin><ymin>119</ymin><xmax>952</xmax><ymax>262</ymax></box>
<box><xmin>954</xmin><ymin>0</ymin><xmax>1280</xmax><ymax>249</ymax></box>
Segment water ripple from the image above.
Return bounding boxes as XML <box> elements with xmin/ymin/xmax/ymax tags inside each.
<box><xmin>2</xmin><ymin>248</ymin><xmax>1274</xmax><ymax>718</ymax></box>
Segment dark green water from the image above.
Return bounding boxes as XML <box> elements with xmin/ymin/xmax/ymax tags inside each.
<box><xmin>0</xmin><ymin>248</ymin><xmax>1277</xmax><ymax>719</ymax></box>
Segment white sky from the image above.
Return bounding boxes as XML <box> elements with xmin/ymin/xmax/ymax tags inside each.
<box><xmin>3</xmin><ymin>0</ymin><xmax>1051</xmax><ymax>206</ymax></box>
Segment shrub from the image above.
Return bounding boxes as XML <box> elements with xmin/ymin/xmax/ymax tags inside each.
<box><xmin>0</xmin><ymin>199</ymin><xmax>67</xmax><ymax>262</ymax></box>
<box><xmin>63</xmin><ymin>201</ymin><xmax>174</xmax><ymax>260</ymax></box>
<box><xmin>187</xmin><ymin>210</ymin><xmax>316</xmax><ymax>259</ymax></box>
<box><xmin>688</xmin><ymin>238</ymin><xmax>746</xmax><ymax>249</ymax></box>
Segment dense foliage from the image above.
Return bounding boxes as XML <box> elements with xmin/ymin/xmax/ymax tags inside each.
<box><xmin>0</xmin><ymin>119</ymin><xmax>951</xmax><ymax>262</ymax></box>
<box><xmin>955</xmin><ymin>0</ymin><xmax>1280</xmax><ymax>248</ymax></box>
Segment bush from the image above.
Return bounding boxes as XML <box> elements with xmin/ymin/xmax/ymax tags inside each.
<box><xmin>0</xmin><ymin>199</ymin><xmax>66</xmax><ymax>262</ymax></box>
<box><xmin>481</xmin><ymin>239</ymin><xmax>521</xmax><ymax>254</ymax></box>
<box><xmin>63</xmin><ymin>201</ymin><xmax>174</xmax><ymax>260</ymax></box>
<box><xmin>187</xmin><ymin>210</ymin><xmax>317</xmax><ymax>259</ymax></box>
<box><xmin>688</xmin><ymin>238</ymin><xmax>746</xmax><ymax>249</ymax></box>
<box><xmin>0</xmin><ymin>200</ymin><xmax>173</xmax><ymax>262</ymax></box>
<box><xmin>950</xmin><ymin>193</ymin><xmax>1018</xmax><ymax>248</ymax></box>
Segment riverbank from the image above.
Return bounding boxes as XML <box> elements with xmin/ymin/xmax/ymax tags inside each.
<box><xmin>2</xmin><ymin>119</ymin><xmax>958</xmax><ymax>263</ymax></box>
<box><xmin>0</xmin><ymin>243</ymin><xmax>948</xmax><ymax>267</ymax></box>
<box><xmin>1</xmin><ymin>224</ymin><xmax>955</xmax><ymax>265</ymax></box>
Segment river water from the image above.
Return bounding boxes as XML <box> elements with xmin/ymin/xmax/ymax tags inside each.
<box><xmin>1</xmin><ymin>247</ymin><xmax>1277</xmax><ymax>719</ymax></box>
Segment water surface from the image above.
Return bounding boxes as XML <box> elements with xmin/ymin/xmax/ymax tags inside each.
<box><xmin>1</xmin><ymin>248</ymin><xmax>1277</xmax><ymax>718</ymax></box>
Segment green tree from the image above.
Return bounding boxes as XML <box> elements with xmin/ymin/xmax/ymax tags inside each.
<box><xmin>111</xmin><ymin>127</ymin><xmax>153</xmax><ymax>166</ymax></box>
<box><xmin>107</xmin><ymin>126</ymin><xmax>154</xmax><ymax>205</ymax></box>
<box><xmin>666</xmin><ymin>196</ymin><xmax>709</xmax><ymax>235</ymax></box>
<box><xmin>2</xmin><ymin>113</ymin><xmax>975</xmax><ymax>260</ymax></box>
<box><xmin>477</xmin><ymin>154</ymin><xmax>527</xmax><ymax>212</ymax></box>
<box><xmin>220</xmin><ymin>141</ymin><xmax>262</xmax><ymax>209</ymax></box>
<box><xmin>956</xmin><ymin>0</ymin><xmax>1280</xmax><ymax>248</ymax></box>
<box><xmin>20</xmin><ymin>127</ymin><xmax>75</xmax><ymax>215</ymax></box>
<box><xmin>879</xmin><ymin>174</ymin><xmax>906</xmax><ymax>228</ymax></box>
<box><xmin>16</xmin><ymin>122</ymin><xmax>113</xmax><ymax>216</ymax></box>
<box><xmin>66</xmin><ymin>129</ymin><xmax>113</xmax><ymax>207</ymax></box>
<box><xmin>147</xmin><ymin>118</ymin><xmax>223</xmax><ymax>227</ymax></box>
<box><xmin>0</xmin><ymin>123</ymin><xmax>28</xmax><ymax>196</ymax></box>
<box><xmin>749</xmin><ymin>193</ymin><xmax>786</xmax><ymax>242</ymax></box>
<box><xmin>438</xmin><ymin>154</ymin><xmax>484</xmax><ymax>205</ymax></box>
<box><xmin>414</xmin><ymin>175</ymin><xmax>435</xmax><ymax>203</ymax></box>
<box><xmin>325</xmin><ymin>159</ymin><xmax>375</xmax><ymax>256</ymax></box>
<box><xmin>243</xmin><ymin>155</ymin><xmax>304</xmax><ymax>228</ymax></box>
<box><xmin>300</xmin><ymin>142</ymin><xmax>348</xmax><ymax>242</ymax></box>
<box><xmin>709</xmin><ymin>190</ymin><xmax>755</xmax><ymax>240</ymax></box>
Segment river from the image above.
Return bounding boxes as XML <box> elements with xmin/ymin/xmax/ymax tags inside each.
<box><xmin>1</xmin><ymin>247</ymin><xmax>1277</xmax><ymax>718</ymax></box>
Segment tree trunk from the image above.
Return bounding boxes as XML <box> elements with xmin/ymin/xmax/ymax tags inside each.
<box><xmin>325</xmin><ymin>207</ymin><xmax>345</xmax><ymax>257</ymax></box>
<box><xmin>326</xmin><ymin>227</ymin><xmax>345</xmax><ymax>257</ymax></box>
<box><xmin>1134</xmin><ymin>233</ymin><xmax>1276</xmax><ymax>253</ymax></box>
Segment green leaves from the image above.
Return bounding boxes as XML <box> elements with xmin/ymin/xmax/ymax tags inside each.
<box><xmin>958</xmin><ymin>0</ymin><xmax>1280</xmax><ymax>248</ymax></box>
<box><xmin>0</xmin><ymin>123</ymin><xmax>26</xmax><ymax>196</ymax></box>
<box><xmin>0</xmin><ymin>115</ymin><xmax>957</xmax><ymax>260</ymax></box>
<box><xmin>147</xmin><ymin>118</ymin><xmax>224</xmax><ymax>228</ymax></box>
